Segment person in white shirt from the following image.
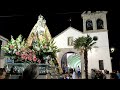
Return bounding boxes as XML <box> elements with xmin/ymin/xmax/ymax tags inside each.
<box><xmin>72</xmin><ymin>68</ymin><xmax>76</xmax><ymax>79</ymax></box>
<box><xmin>105</xmin><ymin>71</ymin><xmax>110</xmax><ymax>79</ymax></box>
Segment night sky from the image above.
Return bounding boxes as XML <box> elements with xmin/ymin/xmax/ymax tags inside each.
<box><xmin>0</xmin><ymin>7</ymin><xmax>119</xmax><ymax>70</ymax></box>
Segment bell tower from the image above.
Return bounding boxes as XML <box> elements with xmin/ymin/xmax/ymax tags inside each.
<box><xmin>81</xmin><ymin>11</ymin><xmax>108</xmax><ymax>33</ymax></box>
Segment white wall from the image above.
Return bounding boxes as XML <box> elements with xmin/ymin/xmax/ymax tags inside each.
<box><xmin>87</xmin><ymin>31</ymin><xmax>112</xmax><ymax>73</ymax></box>
<box><xmin>88</xmin><ymin>47</ymin><xmax>112</xmax><ymax>73</ymax></box>
<box><xmin>54</xmin><ymin>27</ymin><xmax>86</xmax><ymax>48</ymax></box>
<box><xmin>88</xmin><ymin>31</ymin><xmax>109</xmax><ymax>48</ymax></box>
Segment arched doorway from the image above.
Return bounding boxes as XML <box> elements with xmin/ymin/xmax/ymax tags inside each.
<box><xmin>61</xmin><ymin>52</ymin><xmax>81</xmax><ymax>70</ymax></box>
<box><xmin>67</xmin><ymin>53</ymin><xmax>81</xmax><ymax>69</ymax></box>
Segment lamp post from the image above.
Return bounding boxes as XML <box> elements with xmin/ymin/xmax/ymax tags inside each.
<box><xmin>110</xmin><ymin>47</ymin><xmax>115</xmax><ymax>71</ymax></box>
<box><xmin>110</xmin><ymin>47</ymin><xmax>115</xmax><ymax>53</ymax></box>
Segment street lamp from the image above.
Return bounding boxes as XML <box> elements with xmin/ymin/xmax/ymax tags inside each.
<box><xmin>110</xmin><ymin>47</ymin><xmax>115</xmax><ymax>53</ymax></box>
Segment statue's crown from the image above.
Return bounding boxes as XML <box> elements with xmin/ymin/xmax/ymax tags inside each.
<box><xmin>38</xmin><ymin>14</ymin><xmax>46</xmax><ymax>26</ymax></box>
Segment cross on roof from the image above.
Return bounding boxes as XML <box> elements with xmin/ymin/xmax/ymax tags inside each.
<box><xmin>69</xmin><ymin>17</ymin><xmax>72</xmax><ymax>26</ymax></box>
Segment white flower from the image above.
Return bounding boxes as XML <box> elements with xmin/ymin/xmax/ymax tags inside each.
<box><xmin>8</xmin><ymin>51</ymin><xmax>11</xmax><ymax>53</ymax></box>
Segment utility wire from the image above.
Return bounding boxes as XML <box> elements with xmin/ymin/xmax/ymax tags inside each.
<box><xmin>0</xmin><ymin>15</ymin><xmax>24</xmax><ymax>18</ymax></box>
<box><xmin>55</xmin><ymin>12</ymin><xmax>82</xmax><ymax>14</ymax></box>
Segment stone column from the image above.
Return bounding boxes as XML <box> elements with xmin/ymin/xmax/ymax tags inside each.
<box><xmin>83</xmin><ymin>18</ymin><xmax>86</xmax><ymax>32</ymax></box>
<box><xmin>92</xmin><ymin>17</ymin><xmax>97</xmax><ymax>31</ymax></box>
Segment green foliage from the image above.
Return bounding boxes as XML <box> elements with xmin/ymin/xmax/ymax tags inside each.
<box><xmin>73</xmin><ymin>34</ymin><xmax>98</xmax><ymax>79</ymax></box>
<box><xmin>1</xmin><ymin>34</ymin><xmax>26</xmax><ymax>59</ymax></box>
<box><xmin>2</xmin><ymin>34</ymin><xmax>60</xmax><ymax>64</ymax></box>
<box><xmin>32</xmin><ymin>38</ymin><xmax>60</xmax><ymax>60</ymax></box>
<box><xmin>74</xmin><ymin>34</ymin><xmax>97</xmax><ymax>51</ymax></box>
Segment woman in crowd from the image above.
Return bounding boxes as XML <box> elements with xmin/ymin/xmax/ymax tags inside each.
<box><xmin>91</xmin><ymin>69</ymin><xmax>96</xmax><ymax>79</ymax></box>
<box><xmin>72</xmin><ymin>68</ymin><xmax>76</xmax><ymax>79</ymax></box>
<box><xmin>104</xmin><ymin>71</ymin><xmax>110</xmax><ymax>79</ymax></box>
<box><xmin>116</xmin><ymin>70</ymin><xmax>120</xmax><ymax>79</ymax></box>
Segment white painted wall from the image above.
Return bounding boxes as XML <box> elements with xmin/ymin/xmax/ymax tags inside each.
<box><xmin>88</xmin><ymin>31</ymin><xmax>112</xmax><ymax>73</ymax></box>
<box><xmin>54</xmin><ymin>27</ymin><xmax>86</xmax><ymax>48</ymax></box>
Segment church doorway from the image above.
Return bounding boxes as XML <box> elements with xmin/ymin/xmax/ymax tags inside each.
<box><xmin>61</xmin><ymin>52</ymin><xmax>81</xmax><ymax>71</ymax></box>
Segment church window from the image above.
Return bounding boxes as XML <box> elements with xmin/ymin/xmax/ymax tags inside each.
<box><xmin>97</xmin><ymin>19</ymin><xmax>104</xmax><ymax>29</ymax></box>
<box><xmin>86</xmin><ymin>20</ymin><xmax>93</xmax><ymax>30</ymax></box>
<box><xmin>68</xmin><ymin>37</ymin><xmax>73</xmax><ymax>46</ymax></box>
<box><xmin>99</xmin><ymin>60</ymin><xmax>104</xmax><ymax>70</ymax></box>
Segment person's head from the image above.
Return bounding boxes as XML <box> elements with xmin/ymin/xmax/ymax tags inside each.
<box><xmin>0</xmin><ymin>68</ymin><xmax>6</xmax><ymax>79</ymax></box>
<box><xmin>106</xmin><ymin>71</ymin><xmax>109</xmax><ymax>74</ymax></box>
<box><xmin>113</xmin><ymin>70</ymin><xmax>116</xmax><ymax>73</ymax></box>
<box><xmin>22</xmin><ymin>64</ymin><xmax>39</xmax><ymax>79</ymax></box>
<box><xmin>117</xmin><ymin>70</ymin><xmax>119</xmax><ymax>73</ymax></box>
<box><xmin>66</xmin><ymin>73</ymin><xmax>69</xmax><ymax>77</ymax></box>
<box><xmin>64</xmin><ymin>74</ymin><xmax>67</xmax><ymax>78</ymax></box>
<box><xmin>110</xmin><ymin>73</ymin><xmax>117</xmax><ymax>79</ymax></box>
<box><xmin>78</xmin><ymin>66</ymin><xmax>79</xmax><ymax>68</ymax></box>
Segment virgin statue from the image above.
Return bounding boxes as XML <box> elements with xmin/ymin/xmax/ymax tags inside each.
<box><xmin>27</xmin><ymin>15</ymin><xmax>52</xmax><ymax>46</ymax></box>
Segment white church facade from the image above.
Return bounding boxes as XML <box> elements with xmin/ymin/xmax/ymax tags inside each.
<box><xmin>53</xmin><ymin>11</ymin><xmax>112</xmax><ymax>74</ymax></box>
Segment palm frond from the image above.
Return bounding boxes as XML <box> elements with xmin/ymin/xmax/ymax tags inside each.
<box><xmin>74</xmin><ymin>35</ymin><xmax>97</xmax><ymax>51</ymax></box>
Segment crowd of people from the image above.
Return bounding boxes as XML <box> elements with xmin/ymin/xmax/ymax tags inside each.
<box><xmin>0</xmin><ymin>64</ymin><xmax>81</xmax><ymax>79</ymax></box>
<box><xmin>1</xmin><ymin>64</ymin><xmax>120</xmax><ymax>79</ymax></box>
<box><xmin>0</xmin><ymin>64</ymin><xmax>43</xmax><ymax>79</ymax></box>
<box><xmin>61</xmin><ymin>65</ymin><xmax>81</xmax><ymax>79</ymax></box>
<box><xmin>91</xmin><ymin>69</ymin><xmax>120</xmax><ymax>79</ymax></box>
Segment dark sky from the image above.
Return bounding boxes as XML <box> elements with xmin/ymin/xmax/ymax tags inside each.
<box><xmin>0</xmin><ymin>8</ymin><xmax>113</xmax><ymax>38</ymax></box>
<box><xmin>0</xmin><ymin>8</ymin><xmax>84</xmax><ymax>39</ymax></box>
<box><xmin>0</xmin><ymin>8</ymin><xmax>115</xmax><ymax>46</ymax></box>
<box><xmin>0</xmin><ymin>7</ymin><xmax>119</xmax><ymax>69</ymax></box>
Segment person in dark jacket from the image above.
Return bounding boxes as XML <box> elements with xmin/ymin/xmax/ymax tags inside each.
<box><xmin>22</xmin><ymin>64</ymin><xmax>39</xmax><ymax>79</ymax></box>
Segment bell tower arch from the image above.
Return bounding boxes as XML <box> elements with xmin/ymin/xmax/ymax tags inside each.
<box><xmin>81</xmin><ymin>11</ymin><xmax>108</xmax><ymax>33</ymax></box>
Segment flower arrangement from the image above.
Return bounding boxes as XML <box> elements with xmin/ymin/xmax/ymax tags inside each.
<box><xmin>15</xmin><ymin>48</ymin><xmax>41</xmax><ymax>64</ymax></box>
<box><xmin>1</xmin><ymin>34</ymin><xmax>60</xmax><ymax>65</ymax></box>
<box><xmin>1</xmin><ymin>35</ymin><xmax>26</xmax><ymax>60</ymax></box>
<box><xmin>32</xmin><ymin>37</ymin><xmax>60</xmax><ymax>60</ymax></box>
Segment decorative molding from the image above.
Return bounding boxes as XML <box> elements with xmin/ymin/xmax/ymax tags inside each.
<box><xmin>81</xmin><ymin>11</ymin><xmax>108</xmax><ymax>17</ymax></box>
<box><xmin>83</xmin><ymin>29</ymin><xmax>108</xmax><ymax>33</ymax></box>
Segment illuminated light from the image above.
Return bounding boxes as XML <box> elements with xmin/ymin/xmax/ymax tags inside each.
<box><xmin>110</xmin><ymin>47</ymin><xmax>115</xmax><ymax>53</ymax></box>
